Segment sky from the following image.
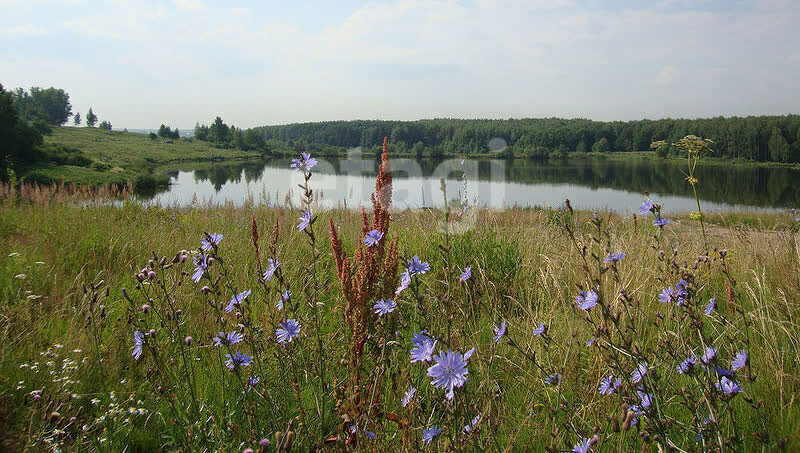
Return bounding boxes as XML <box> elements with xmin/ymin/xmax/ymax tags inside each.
<box><xmin>1</xmin><ymin>0</ymin><xmax>799</xmax><ymax>129</ymax></box>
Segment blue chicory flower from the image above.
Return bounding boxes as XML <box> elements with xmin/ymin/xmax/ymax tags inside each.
<box><xmin>493</xmin><ymin>320</ymin><xmax>506</xmax><ymax>344</ymax></box>
<box><xmin>704</xmin><ymin>298</ymin><xmax>716</xmax><ymax>315</ymax></box>
<box><xmin>132</xmin><ymin>331</ymin><xmax>144</xmax><ymax>360</ymax></box>
<box><xmin>576</xmin><ymin>290</ymin><xmax>599</xmax><ymax>311</ymax></box>
<box><xmin>731</xmin><ymin>350</ymin><xmax>747</xmax><ymax>371</ymax></box>
<box><xmin>407</xmin><ymin>256</ymin><xmax>431</xmax><ymax>275</ymax></box>
<box><xmin>263</xmin><ymin>258</ymin><xmax>279</xmax><ymax>281</ymax></box>
<box><xmin>599</xmin><ymin>375</ymin><xmax>622</xmax><ymax>395</ymax></box>
<box><xmin>297</xmin><ymin>211</ymin><xmax>313</xmax><ymax>231</ymax></box>
<box><xmin>224</xmin><ymin>352</ymin><xmax>254</xmax><ymax>369</ymax></box>
<box><xmin>373</xmin><ymin>299</ymin><xmax>397</xmax><ymax>316</ymax></box>
<box><xmin>701</xmin><ymin>346</ymin><xmax>717</xmax><ymax>364</ymax></box>
<box><xmin>677</xmin><ymin>355</ymin><xmax>698</xmax><ymax>374</ymax></box>
<box><xmin>363</xmin><ymin>229</ymin><xmax>384</xmax><ymax>247</ymax></box>
<box><xmin>200</xmin><ymin>233</ymin><xmax>223</xmax><ymax>252</ymax></box>
<box><xmin>225</xmin><ymin>289</ymin><xmax>252</xmax><ymax>313</ymax></box>
<box><xmin>422</xmin><ymin>426</ymin><xmax>442</xmax><ymax>443</ymax></box>
<box><xmin>604</xmin><ymin>252</ymin><xmax>626</xmax><ymax>263</ymax></box>
<box><xmin>290</xmin><ymin>152</ymin><xmax>318</xmax><ymax>172</ymax></box>
<box><xmin>460</xmin><ymin>266</ymin><xmax>472</xmax><ymax>282</ymax></box>
<box><xmin>427</xmin><ymin>349</ymin><xmax>470</xmax><ymax>400</ymax></box>
<box><xmin>276</xmin><ymin>319</ymin><xmax>301</xmax><ymax>344</ymax></box>
<box><xmin>402</xmin><ymin>387</ymin><xmax>416</xmax><ymax>407</ymax></box>
<box><xmin>213</xmin><ymin>331</ymin><xmax>244</xmax><ymax>346</ymax></box>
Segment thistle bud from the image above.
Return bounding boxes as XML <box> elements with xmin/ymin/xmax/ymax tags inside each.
<box><xmin>201</xmin><ymin>286</ymin><xmax>211</xmax><ymax>294</ymax></box>
<box><xmin>142</xmin><ymin>304</ymin><xmax>150</xmax><ymax>313</ymax></box>
<box><xmin>148</xmin><ymin>329</ymin><xmax>156</xmax><ymax>336</ymax></box>
<box><xmin>185</xmin><ymin>336</ymin><xmax>192</xmax><ymax>345</ymax></box>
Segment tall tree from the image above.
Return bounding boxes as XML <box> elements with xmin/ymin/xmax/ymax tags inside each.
<box><xmin>99</xmin><ymin>120</ymin><xmax>112</xmax><ymax>131</ymax></box>
<box><xmin>73</xmin><ymin>112</ymin><xmax>81</xmax><ymax>126</ymax></box>
<box><xmin>11</xmin><ymin>86</ymin><xmax>72</xmax><ymax>125</ymax></box>
<box><xmin>86</xmin><ymin>108</ymin><xmax>97</xmax><ymax>127</ymax></box>
<box><xmin>768</xmin><ymin>127</ymin><xmax>790</xmax><ymax>163</ymax></box>
<box><xmin>0</xmin><ymin>83</ymin><xmax>43</xmax><ymax>178</ymax></box>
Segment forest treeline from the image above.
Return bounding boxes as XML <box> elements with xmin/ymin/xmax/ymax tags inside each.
<box><xmin>249</xmin><ymin>115</ymin><xmax>800</xmax><ymax>162</ymax></box>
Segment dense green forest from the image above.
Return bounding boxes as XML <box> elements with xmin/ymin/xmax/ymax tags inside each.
<box><xmin>249</xmin><ymin>115</ymin><xmax>800</xmax><ymax>162</ymax></box>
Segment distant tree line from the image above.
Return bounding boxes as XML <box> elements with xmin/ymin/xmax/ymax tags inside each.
<box><xmin>248</xmin><ymin>115</ymin><xmax>800</xmax><ymax>163</ymax></box>
<box><xmin>195</xmin><ymin>116</ymin><xmax>269</xmax><ymax>154</ymax></box>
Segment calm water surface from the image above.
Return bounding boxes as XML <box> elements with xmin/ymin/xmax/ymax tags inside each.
<box><xmin>149</xmin><ymin>156</ymin><xmax>800</xmax><ymax>213</ymax></box>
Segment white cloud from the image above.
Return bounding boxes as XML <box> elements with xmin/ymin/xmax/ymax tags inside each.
<box><xmin>2</xmin><ymin>0</ymin><xmax>799</xmax><ymax>127</ymax></box>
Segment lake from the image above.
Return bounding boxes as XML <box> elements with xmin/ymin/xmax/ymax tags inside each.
<box><xmin>149</xmin><ymin>155</ymin><xmax>800</xmax><ymax>213</ymax></box>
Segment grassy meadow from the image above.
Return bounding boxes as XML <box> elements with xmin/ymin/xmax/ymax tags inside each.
<box><xmin>20</xmin><ymin>127</ymin><xmax>261</xmax><ymax>188</ymax></box>
<box><xmin>1</xmin><ymin>165</ymin><xmax>799</xmax><ymax>451</ymax></box>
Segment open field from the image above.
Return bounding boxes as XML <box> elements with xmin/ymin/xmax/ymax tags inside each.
<box><xmin>1</xmin><ymin>171</ymin><xmax>799</xmax><ymax>451</ymax></box>
<box><xmin>20</xmin><ymin>127</ymin><xmax>263</xmax><ymax>188</ymax></box>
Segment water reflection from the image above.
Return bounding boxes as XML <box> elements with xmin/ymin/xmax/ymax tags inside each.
<box><xmin>149</xmin><ymin>156</ymin><xmax>800</xmax><ymax>212</ymax></box>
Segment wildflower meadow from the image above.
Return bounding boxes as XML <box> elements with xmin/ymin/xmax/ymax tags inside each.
<box><xmin>1</xmin><ymin>138</ymin><xmax>799</xmax><ymax>451</ymax></box>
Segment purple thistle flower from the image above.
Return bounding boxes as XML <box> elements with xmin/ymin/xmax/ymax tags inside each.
<box><xmin>277</xmin><ymin>289</ymin><xmax>290</xmax><ymax>310</ymax></box>
<box><xmin>460</xmin><ymin>266</ymin><xmax>472</xmax><ymax>282</ymax></box>
<box><xmin>410</xmin><ymin>337</ymin><xmax>437</xmax><ymax>363</ymax></box>
<box><xmin>659</xmin><ymin>286</ymin><xmax>676</xmax><ymax>303</ymax></box>
<box><xmin>407</xmin><ymin>256</ymin><xmax>431</xmax><ymax>275</ymax></box>
<box><xmin>290</xmin><ymin>152</ymin><xmax>318</xmax><ymax>172</ymax></box>
<box><xmin>263</xmin><ymin>258</ymin><xmax>279</xmax><ymax>281</ymax></box>
<box><xmin>363</xmin><ymin>229</ymin><xmax>384</xmax><ymax>248</ymax></box>
<box><xmin>373</xmin><ymin>299</ymin><xmax>397</xmax><ymax>316</ymax></box>
<box><xmin>213</xmin><ymin>331</ymin><xmax>244</xmax><ymax>346</ymax></box>
<box><xmin>276</xmin><ymin>319</ymin><xmax>301</xmax><ymax>343</ymax></box>
<box><xmin>701</xmin><ymin>346</ymin><xmax>717</xmax><ymax>364</ymax></box>
<box><xmin>576</xmin><ymin>290</ymin><xmax>599</xmax><ymax>311</ymax></box>
<box><xmin>604</xmin><ymin>252</ymin><xmax>626</xmax><ymax>263</ymax></box>
<box><xmin>402</xmin><ymin>387</ymin><xmax>416</xmax><ymax>407</ymax></box>
<box><xmin>631</xmin><ymin>362</ymin><xmax>648</xmax><ymax>384</ymax></box>
<box><xmin>224</xmin><ymin>352</ymin><xmax>253</xmax><ymax>369</ymax></box>
<box><xmin>493</xmin><ymin>320</ymin><xmax>507</xmax><ymax>344</ymax></box>
<box><xmin>599</xmin><ymin>375</ymin><xmax>622</xmax><ymax>395</ymax></box>
<box><xmin>191</xmin><ymin>253</ymin><xmax>208</xmax><ymax>283</ymax></box>
<box><xmin>297</xmin><ymin>211</ymin><xmax>313</xmax><ymax>231</ymax></box>
<box><xmin>422</xmin><ymin>426</ymin><xmax>442</xmax><ymax>443</ymax></box>
<box><xmin>544</xmin><ymin>373</ymin><xmax>561</xmax><ymax>385</ymax></box>
<box><xmin>573</xmin><ymin>437</ymin><xmax>592</xmax><ymax>453</ymax></box>
<box><xmin>395</xmin><ymin>269</ymin><xmax>412</xmax><ymax>294</ymax></box>
<box><xmin>132</xmin><ymin>331</ymin><xmax>144</xmax><ymax>360</ymax></box>
<box><xmin>716</xmin><ymin>376</ymin><xmax>741</xmax><ymax>395</ymax></box>
<box><xmin>639</xmin><ymin>199</ymin><xmax>655</xmax><ymax>215</ymax></box>
<box><xmin>704</xmin><ymin>298</ymin><xmax>716</xmax><ymax>315</ymax></box>
<box><xmin>225</xmin><ymin>289</ymin><xmax>252</xmax><ymax>313</ymax></box>
<box><xmin>427</xmin><ymin>349</ymin><xmax>470</xmax><ymax>400</ymax></box>
<box><xmin>653</xmin><ymin>215</ymin><xmax>672</xmax><ymax>227</ymax></box>
<box><xmin>533</xmin><ymin>323</ymin><xmax>547</xmax><ymax>336</ymax></box>
<box><xmin>200</xmin><ymin>232</ymin><xmax>223</xmax><ymax>252</ymax></box>
<box><xmin>731</xmin><ymin>350</ymin><xmax>747</xmax><ymax>371</ymax></box>
<box><xmin>677</xmin><ymin>355</ymin><xmax>698</xmax><ymax>374</ymax></box>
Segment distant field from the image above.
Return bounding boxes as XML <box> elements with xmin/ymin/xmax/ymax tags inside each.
<box><xmin>45</xmin><ymin>127</ymin><xmax>257</xmax><ymax>169</ymax></box>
